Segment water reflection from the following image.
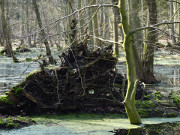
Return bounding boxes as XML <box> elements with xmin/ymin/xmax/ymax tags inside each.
<box><xmin>142</xmin><ymin>65</ymin><xmax>180</xmax><ymax>93</ymax></box>
<box><xmin>173</xmin><ymin>69</ymin><xmax>180</xmax><ymax>87</ymax></box>
<box><xmin>113</xmin><ymin>123</ymin><xmax>180</xmax><ymax>135</ymax></box>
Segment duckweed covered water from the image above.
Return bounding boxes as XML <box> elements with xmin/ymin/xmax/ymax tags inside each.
<box><xmin>0</xmin><ymin>114</ymin><xmax>180</xmax><ymax>135</ymax></box>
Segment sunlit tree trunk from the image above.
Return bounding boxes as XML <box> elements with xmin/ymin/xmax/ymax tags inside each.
<box><xmin>41</xmin><ymin>0</ymin><xmax>54</xmax><ymax>47</ymax></box>
<box><xmin>25</xmin><ymin>0</ymin><xmax>32</xmax><ymax>47</ymax></box>
<box><xmin>87</xmin><ymin>0</ymin><xmax>94</xmax><ymax>49</ymax></box>
<box><xmin>92</xmin><ymin>0</ymin><xmax>101</xmax><ymax>48</ymax></box>
<box><xmin>104</xmin><ymin>9</ymin><xmax>110</xmax><ymax>40</ymax></box>
<box><xmin>78</xmin><ymin>0</ymin><xmax>84</xmax><ymax>40</ymax></box>
<box><xmin>112</xmin><ymin>0</ymin><xmax>120</xmax><ymax>58</ymax></box>
<box><xmin>142</xmin><ymin>0</ymin><xmax>157</xmax><ymax>83</ymax></box>
<box><xmin>0</xmin><ymin>0</ymin><xmax>18</xmax><ymax>62</ymax></box>
<box><xmin>100</xmin><ymin>3</ymin><xmax>104</xmax><ymax>37</ymax></box>
<box><xmin>20</xmin><ymin>0</ymin><xmax>25</xmax><ymax>45</ymax></box>
<box><xmin>170</xmin><ymin>0</ymin><xmax>176</xmax><ymax>43</ymax></box>
<box><xmin>177</xmin><ymin>1</ymin><xmax>180</xmax><ymax>42</ymax></box>
<box><xmin>118</xmin><ymin>0</ymin><xmax>142</xmax><ymax>124</ymax></box>
<box><xmin>32</xmin><ymin>0</ymin><xmax>54</xmax><ymax>64</ymax></box>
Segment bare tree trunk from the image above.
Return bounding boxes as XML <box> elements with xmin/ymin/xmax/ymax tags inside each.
<box><xmin>170</xmin><ymin>0</ymin><xmax>176</xmax><ymax>43</ymax></box>
<box><xmin>129</xmin><ymin>0</ymin><xmax>143</xmax><ymax>58</ymax></box>
<box><xmin>20</xmin><ymin>0</ymin><xmax>25</xmax><ymax>45</ymax></box>
<box><xmin>118</xmin><ymin>0</ymin><xmax>142</xmax><ymax>124</ymax></box>
<box><xmin>32</xmin><ymin>0</ymin><xmax>54</xmax><ymax>64</ymax></box>
<box><xmin>142</xmin><ymin>0</ymin><xmax>157</xmax><ymax>83</ymax></box>
<box><xmin>178</xmin><ymin>1</ymin><xmax>180</xmax><ymax>42</ymax></box>
<box><xmin>128</xmin><ymin>0</ymin><xmax>145</xmax><ymax>82</ymax></box>
<box><xmin>87</xmin><ymin>0</ymin><xmax>94</xmax><ymax>49</ymax></box>
<box><xmin>25</xmin><ymin>0</ymin><xmax>32</xmax><ymax>47</ymax></box>
<box><xmin>92</xmin><ymin>0</ymin><xmax>101</xmax><ymax>48</ymax></box>
<box><xmin>100</xmin><ymin>3</ymin><xmax>104</xmax><ymax>37</ymax></box>
<box><xmin>78</xmin><ymin>0</ymin><xmax>84</xmax><ymax>40</ymax></box>
<box><xmin>0</xmin><ymin>0</ymin><xmax>18</xmax><ymax>62</ymax></box>
<box><xmin>112</xmin><ymin>0</ymin><xmax>120</xmax><ymax>58</ymax></box>
<box><xmin>104</xmin><ymin>9</ymin><xmax>110</xmax><ymax>40</ymax></box>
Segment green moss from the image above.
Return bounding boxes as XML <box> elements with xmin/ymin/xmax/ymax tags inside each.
<box><xmin>144</xmin><ymin>94</ymin><xmax>151</xmax><ymax>99</ymax></box>
<box><xmin>0</xmin><ymin>95</ymin><xmax>13</xmax><ymax>104</ymax></box>
<box><xmin>16</xmin><ymin>116</ymin><xmax>27</xmax><ymax>121</ymax></box>
<box><xmin>136</xmin><ymin>100</ymin><xmax>156</xmax><ymax>108</ymax></box>
<box><xmin>0</xmin><ymin>118</ymin><xmax>4</xmax><ymax>125</ymax></box>
<box><xmin>11</xmin><ymin>81</ymin><xmax>25</xmax><ymax>95</ymax></box>
<box><xmin>26</xmin><ymin>70</ymin><xmax>39</xmax><ymax>80</ymax></box>
<box><xmin>154</xmin><ymin>91</ymin><xmax>162</xmax><ymax>100</ymax></box>
<box><xmin>0</xmin><ymin>116</ymin><xmax>35</xmax><ymax>129</ymax></box>
<box><xmin>12</xmin><ymin>87</ymin><xmax>23</xmax><ymax>95</ymax></box>
<box><xmin>136</xmin><ymin>100</ymin><xmax>157</xmax><ymax>117</ymax></box>
<box><xmin>169</xmin><ymin>92</ymin><xmax>180</xmax><ymax>108</ymax></box>
<box><xmin>165</xmin><ymin>112</ymin><xmax>177</xmax><ymax>117</ymax></box>
<box><xmin>25</xmin><ymin>57</ymin><xmax>33</xmax><ymax>62</ymax></box>
<box><xmin>6</xmin><ymin>122</ymin><xmax>19</xmax><ymax>128</ymax></box>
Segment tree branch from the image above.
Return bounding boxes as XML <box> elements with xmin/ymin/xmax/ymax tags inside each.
<box><xmin>129</xmin><ymin>21</ymin><xmax>180</xmax><ymax>36</ymax></box>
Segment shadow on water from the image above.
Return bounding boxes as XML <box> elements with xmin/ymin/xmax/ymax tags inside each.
<box><xmin>113</xmin><ymin>122</ymin><xmax>180</xmax><ymax>135</ymax></box>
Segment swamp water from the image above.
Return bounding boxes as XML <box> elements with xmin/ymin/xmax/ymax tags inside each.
<box><xmin>0</xmin><ymin>48</ymin><xmax>179</xmax><ymax>135</ymax></box>
<box><xmin>0</xmin><ymin>115</ymin><xmax>180</xmax><ymax>135</ymax></box>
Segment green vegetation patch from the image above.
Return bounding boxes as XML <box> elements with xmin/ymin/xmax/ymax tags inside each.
<box><xmin>153</xmin><ymin>91</ymin><xmax>163</xmax><ymax>100</ymax></box>
<box><xmin>0</xmin><ymin>95</ymin><xmax>13</xmax><ymax>104</ymax></box>
<box><xmin>25</xmin><ymin>70</ymin><xmax>39</xmax><ymax>80</ymax></box>
<box><xmin>169</xmin><ymin>92</ymin><xmax>180</xmax><ymax>108</ymax></box>
<box><xmin>25</xmin><ymin>57</ymin><xmax>33</xmax><ymax>62</ymax></box>
<box><xmin>136</xmin><ymin>100</ymin><xmax>160</xmax><ymax>118</ymax></box>
<box><xmin>11</xmin><ymin>81</ymin><xmax>25</xmax><ymax>95</ymax></box>
<box><xmin>0</xmin><ymin>118</ymin><xmax>4</xmax><ymax>125</ymax></box>
<box><xmin>0</xmin><ymin>116</ymin><xmax>35</xmax><ymax>129</ymax></box>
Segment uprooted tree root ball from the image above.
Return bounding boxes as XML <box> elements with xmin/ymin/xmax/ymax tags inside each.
<box><xmin>0</xmin><ymin>41</ymin><xmax>179</xmax><ymax>117</ymax></box>
<box><xmin>0</xmin><ymin>41</ymin><xmax>131</xmax><ymax>114</ymax></box>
